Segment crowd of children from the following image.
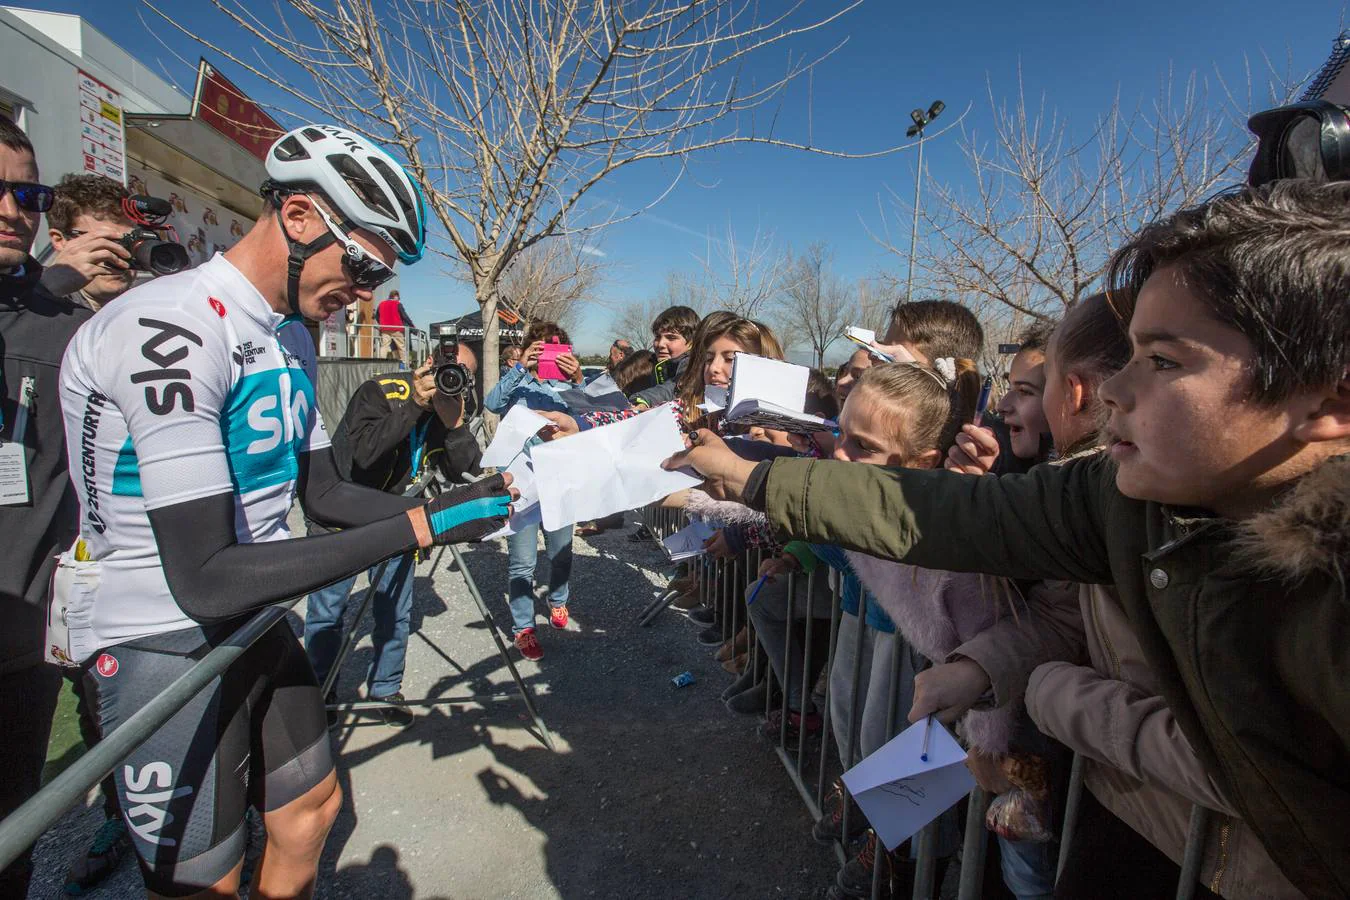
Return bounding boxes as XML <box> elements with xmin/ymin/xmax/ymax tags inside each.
<box><xmin>510</xmin><ymin>178</ymin><xmax>1348</xmax><ymax>900</ymax></box>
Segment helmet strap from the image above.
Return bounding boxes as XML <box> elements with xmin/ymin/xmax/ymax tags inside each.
<box><xmin>274</xmin><ymin>205</ymin><xmax>337</xmax><ymax>318</ymax></box>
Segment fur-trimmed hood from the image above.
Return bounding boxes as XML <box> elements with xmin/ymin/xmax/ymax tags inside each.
<box><xmin>1233</xmin><ymin>454</ymin><xmax>1350</xmax><ymax>583</ymax></box>
<box><xmin>684</xmin><ymin>489</ymin><xmax>768</xmax><ymax>528</ymax></box>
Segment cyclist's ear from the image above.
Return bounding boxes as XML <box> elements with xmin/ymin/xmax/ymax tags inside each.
<box><xmin>277</xmin><ymin>193</ymin><xmax>318</xmax><ymax>242</ymax></box>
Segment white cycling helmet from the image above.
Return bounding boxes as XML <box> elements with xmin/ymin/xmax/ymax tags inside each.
<box><xmin>264</xmin><ymin>124</ymin><xmax>426</xmax><ymax>264</ymax></box>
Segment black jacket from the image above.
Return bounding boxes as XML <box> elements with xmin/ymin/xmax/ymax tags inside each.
<box><xmin>331</xmin><ymin>372</ymin><xmax>481</xmax><ymax>495</ymax></box>
<box><xmin>0</xmin><ymin>260</ymin><xmax>92</xmax><ymax>673</ymax></box>
<box><xmin>630</xmin><ymin>352</ymin><xmax>689</xmax><ymax>408</ymax></box>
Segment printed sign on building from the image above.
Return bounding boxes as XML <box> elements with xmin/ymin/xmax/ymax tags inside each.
<box><xmin>126</xmin><ymin>161</ymin><xmax>255</xmax><ymax>268</ymax></box>
<box><xmin>78</xmin><ymin>70</ymin><xmax>125</xmax><ymax>184</ymax></box>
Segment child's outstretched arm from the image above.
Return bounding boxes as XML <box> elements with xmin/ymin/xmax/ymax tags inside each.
<box><xmin>755</xmin><ymin>453</ymin><xmax>1117</xmax><ymax>584</ymax></box>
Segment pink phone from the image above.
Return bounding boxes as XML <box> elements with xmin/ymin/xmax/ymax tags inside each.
<box><xmin>536</xmin><ymin>338</ymin><xmax>573</xmax><ymax>381</ymax></box>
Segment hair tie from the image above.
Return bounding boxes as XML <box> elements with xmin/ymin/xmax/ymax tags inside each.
<box><xmin>933</xmin><ymin>357</ymin><xmax>957</xmax><ymax>385</ymax></box>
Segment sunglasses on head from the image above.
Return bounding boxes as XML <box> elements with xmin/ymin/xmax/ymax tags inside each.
<box><xmin>1</xmin><ymin>179</ymin><xmax>55</xmax><ymax>214</ymax></box>
<box><xmin>1247</xmin><ymin>100</ymin><xmax>1350</xmax><ymax>186</ymax></box>
<box><xmin>309</xmin><ymin>198</ymin><xmax>395</xmax><ymax>290</ymax></box>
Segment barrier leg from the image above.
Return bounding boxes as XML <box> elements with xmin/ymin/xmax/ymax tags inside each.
<box><xmin>1175</xmin><ymin>806</ymin><xmax>1211</xmax><ymax>900</ymax></box>
<box><xmin>1055</xmin><ymin>753</ymin><xmax>1085</xmax><ymax>882</ymax></box>
<box><xmin>956</xmin><ymin>790</ymin><xmax>991</xmax><ymax>900</ymax></box>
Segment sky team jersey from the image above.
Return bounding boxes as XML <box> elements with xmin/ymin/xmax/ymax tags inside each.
<box><xmin>60</xmin><ymin>254</ymin><xmax>329</xmax><ymax>661</ymax></box>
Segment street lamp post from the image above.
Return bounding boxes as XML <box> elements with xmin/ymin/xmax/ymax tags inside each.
<box><xmin>904</xmin><ymin>100</ymin><xmax>945</xmax><ymax>303</ymax></box>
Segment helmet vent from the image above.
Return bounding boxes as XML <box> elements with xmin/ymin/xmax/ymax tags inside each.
<box><xmin>326</xmin><ymin>153</ymin><xmax>395</xmax><ymax>219</ymax></box>
<box><xmin>273</xmin><ymin>136</ymin><xmax>310</xmax><ymax>161</ymax></box>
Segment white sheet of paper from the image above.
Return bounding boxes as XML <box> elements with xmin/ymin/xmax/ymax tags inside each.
<box><xmin>531</xmin><ymin>405</ymin><xmax>701</xmax><ymax>531</ymax></box>
<box><xmin>698</xmin><ymin>385</ymin><xmax>728</xmax><ymax>413</ymax></box>
<box><xmin>661</xmin><ymin>519</ymin><xmax>717</xmax><ymax>561</ymax></box>
<box><xmin>485</xmin><ymin>452</ymin><xmax>541</xmax><ymax>539</ymax></box>
<box><xmin>841</xmin><ymin>718</ymin><xmax>975</xmax><ymax>851</ymax></box>
<box><xmin>481</xmin><ymin>405</ymin><xmax>551</xmax><ymax>468</ymax></box>
<box><xmin>727</xmin><ymin>354</ymin><xmax>809</xmax><ymax>414</ymax></box>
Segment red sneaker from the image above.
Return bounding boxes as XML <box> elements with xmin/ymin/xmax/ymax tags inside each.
<box><xmin>514</xmin><ymin>628</ymin><xmax>543</xmax><ymax>660</ymax></box>
<box><xmin>549</xmin><ymin>605</ymin><xmax>570</xmax><ymax>630</ymax></box>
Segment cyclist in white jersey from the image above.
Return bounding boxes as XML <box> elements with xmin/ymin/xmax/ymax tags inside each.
<box><xmin>59</xmin><ymin>125</ymin><xmax>515</xmax><ymax>898</ymax></box>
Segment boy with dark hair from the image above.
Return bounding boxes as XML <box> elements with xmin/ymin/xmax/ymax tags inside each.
<box><xmin>0</xmin><ymin>116</ymin><xmax>92</xmax><ymax>897</ymax></box>
<box><xmin>42</xmin><ymin>173</ymin><xmax>136</xmax><ymax>310</ymax></box>
<box><xmin>634</xmin><ymin>305</ymin><xmax>698</xmax><ymax>407</ymax></box>
<box><xmin>670</xmin><ymin>179</ymin><xmax>1350</xmax><ymax>900</ymax></box>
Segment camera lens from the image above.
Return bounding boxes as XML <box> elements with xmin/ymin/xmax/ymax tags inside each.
<box><xmin>435</xmin><ymin>363</ymin><xmax>469</xmax><ymax>396</ymax></box>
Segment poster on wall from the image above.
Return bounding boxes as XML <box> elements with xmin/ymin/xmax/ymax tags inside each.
<box><xmin>78</xmin><ymin>70</ymin><xmax>125</xmax><ymax>184</ymax></box>
<box><xmin>126</xmin><ymin>161</ymin><xmax>255</xmax><ymax>268</ymax></box>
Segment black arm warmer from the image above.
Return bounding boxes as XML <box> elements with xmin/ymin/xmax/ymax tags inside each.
<box><xmin>300</xmin><ymin>446</ymin><xmax>420</xmax><ymax>528</ymax></box>
<box><xmin>148</xmin><ymin>490</ymin><xmax>419</xmax><ymax>624</ymax></box>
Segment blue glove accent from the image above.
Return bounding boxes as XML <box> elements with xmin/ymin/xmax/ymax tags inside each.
<box><xmin>429</xmin><ymin>495</ymin><xmax>512</xmax><ymax>536</ymax></box>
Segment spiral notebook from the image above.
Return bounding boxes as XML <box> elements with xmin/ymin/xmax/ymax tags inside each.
<box><xmin>723</xmin><ymin>354</ymin><xmax>834</xmax><ymax>435</ymax></box>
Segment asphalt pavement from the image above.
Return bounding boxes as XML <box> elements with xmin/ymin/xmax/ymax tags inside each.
<box><xmin>27</xmin><ymin>517</ymin><xmax>839</xmax><ymax>898</ymax></box>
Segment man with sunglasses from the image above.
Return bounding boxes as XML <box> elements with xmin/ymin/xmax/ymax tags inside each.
<box><xmin>0</xmin><ymin>117</ymin><xmax>92</xmax><ymax>896</ymax></box>
<box><xmin>56</xmin><ymin>124</ymin><xmax>516</xmax><ymax>897</ymax></box>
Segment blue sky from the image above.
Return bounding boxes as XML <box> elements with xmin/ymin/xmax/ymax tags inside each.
<box><xmin>30</xmin><ymin>0</ymin><xmax>1342</xmax><ymax>352</ymax></box>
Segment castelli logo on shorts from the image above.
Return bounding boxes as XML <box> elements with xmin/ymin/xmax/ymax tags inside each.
<box><xmin>95</xmin><ymin>654</ymin><xmax>118</xmax><ymax>677</ymax></box>
<box><xmin>208</xmin><ymin>297</ymin><xmax>227</xmax><ymax>318</ymax></box>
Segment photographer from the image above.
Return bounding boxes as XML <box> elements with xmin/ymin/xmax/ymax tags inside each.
<box><xmin>41</xmin><ymin>173</ymin><xmax>136</xmax><ymax>310</ymax></box>
<box><xmin>305</xmin><ymin>342</ymin><xmax>482</xmax><ymax>727</ymax></box>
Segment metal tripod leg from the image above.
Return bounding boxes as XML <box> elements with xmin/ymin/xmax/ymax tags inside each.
<box><xmin>447</xmin><ymin>543</ymin><xmax>557</xmax><ymax>751</ymax></box>
<box><xmin>320</xmin><ymin>559</ymin><xmax>393</xmax><ymax>700</ymax></box>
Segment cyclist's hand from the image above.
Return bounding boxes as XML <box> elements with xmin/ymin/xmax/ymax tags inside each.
<box><xmin>419</xmin><ymin>474</ymin><xmax>515</xmax><ymax>546</ymax></box>
<box><xmin>412</xmin><ymin>358</ymin><xmax>436</xmax><ymax>409</ymax></box>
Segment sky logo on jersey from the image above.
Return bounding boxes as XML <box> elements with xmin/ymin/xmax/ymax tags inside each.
<box><xmin>221</xmin><ymin>366</ymin><xmax>317</xmax><ymax>494</ymax></box>
<box><xmin>123</xmin><ymin>762</ymin><xmax>194</xmax><ymax>847</ymax></box>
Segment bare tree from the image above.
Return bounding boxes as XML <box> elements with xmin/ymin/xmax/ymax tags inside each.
<box><xmin>873</xmin><ymin>67</ymin><xmax>1296</xmax><ymax>322</ymax></box>
<box><xmin>774</xmin><ymin>242</ymin><xmax>851</xmax><ymax>368</ymax></box>
<box><xmin>612</xmin><ymin>273</ymin><xmax>709</xmax><ymax>348</ymax></box>
<box><xmin>153</xmin><ymin>0</ymin><xmax>922</xmax><ymax>404</ymax></box>
<box><xmin>691</xmin><ymin>222</ymin><xmax>791</xmax><ymax>318</ymax></box>
<box><xmin>497</xmin><ymin>238</ymin><xmax>605</xmax><ymax>334</ymax></box>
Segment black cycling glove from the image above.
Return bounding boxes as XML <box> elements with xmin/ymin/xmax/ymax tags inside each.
<box><xmin>423</xmin><ymin>474</ymin><xmax>513</xmax><ymax>545</ymax></box>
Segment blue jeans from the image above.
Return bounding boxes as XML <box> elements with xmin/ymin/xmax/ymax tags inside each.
<box><xmin>506</xmin><ymin>522</ymin><xmax>573</xmax><ymax>633</ymax></box>
<box><xmin>997</xmin><ymin>834</ymin><xmax>1057</xmax><ymax>900</ymax></box>
<box><xmin>305</xmin><ymin>553</ymin><xmax>415</xmax><ymax>699</ymax></box>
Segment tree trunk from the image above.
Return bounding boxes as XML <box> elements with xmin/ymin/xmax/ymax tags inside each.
<box><xmin>477</xmin><ymin>277</ymin><xmax>501</xmax><ymax>439</ymax></box>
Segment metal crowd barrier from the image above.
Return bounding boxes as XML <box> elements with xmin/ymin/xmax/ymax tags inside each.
<box><xmin>337</xmin><ymin>324</ymin><xmax>431</xmax><ymax>364</ymax></box>
<box><xmin>644</xmin><ymin>500</ymin><xmax>1221</xmax><ymax>900</ymax></box>
<box><xmin>0</xmin><ymin>602</ymin><xmax>297</xmax><ymax>872</ymax></box>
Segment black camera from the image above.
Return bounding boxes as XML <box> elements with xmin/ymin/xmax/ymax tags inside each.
<box><xmin>435</xmin><ymin>360</ymin><xmax>472</xmax><ymax>397</ymax></box>
<box><xmin>431</xmin><ymin>324</ymin><xmax>473</xmax><ymax>397</ymax></box>
<box><xmin>119</xmin><ymin>227</ymin><xmax>191</xmax><ymax>275</ymax></box>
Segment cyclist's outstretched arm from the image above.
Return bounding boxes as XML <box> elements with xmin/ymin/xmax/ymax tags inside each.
<box><xmin>103</xmin><ymin>309</ymin><xmax>509</xmax><ymax>623</ymax></box>
<box><xmin>298</xmin><ymin>444</ymin><xmax>420</xmax><ymax>528</ymax></box>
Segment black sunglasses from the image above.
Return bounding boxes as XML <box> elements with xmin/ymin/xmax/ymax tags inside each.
<box><xmin>1247</xmin><ymin>101</ymin><xmax>1350</xmax><ymax>186</ymax></box>
<box><xmin>1</xmin><ymin>179</ymin><xmax>55</xmax><ymax>214</ymax></box>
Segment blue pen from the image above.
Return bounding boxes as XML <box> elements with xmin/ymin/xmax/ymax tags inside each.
<box><xmin>920</xmin><ymin>714</ymin><xmax>934</xmax><ymax>762</ymax></box>
<box><xmin>972</xmin><ymin>375</ymin><xmax>994</xmax><ymax>427</ymax></box>
<box><xmin>746</xmin><ymin>575</ymin><xmax>769</xmax><ymax>606</ymax></box>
